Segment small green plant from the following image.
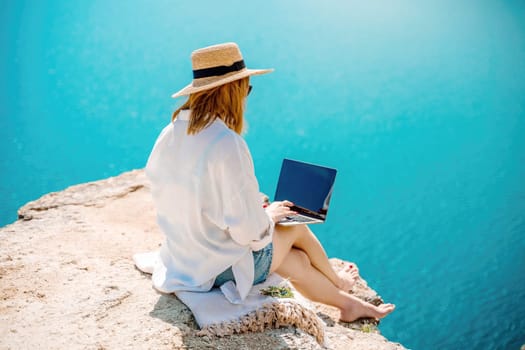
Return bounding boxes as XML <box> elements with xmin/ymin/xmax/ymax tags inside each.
<box><xmin>361</xmin><ymin>324</ymin><xmax>373</xmax><ymax>333</ymax></box>
<box><xmin>260</xmin><ymin>285</ymin><xmax>294</xmax><ymax>298</ymax></box>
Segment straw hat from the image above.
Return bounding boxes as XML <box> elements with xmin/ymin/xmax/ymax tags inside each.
<box><xmin>171</xmin><ymin>42</ymin><xmax>273</xmax><ymax>98</ymax></box>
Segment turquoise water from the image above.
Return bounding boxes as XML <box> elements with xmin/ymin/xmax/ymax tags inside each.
<box><xmin>2</xmin><ymin>1</ymin><xmax>524</xmax><ymax>348</ymax></box>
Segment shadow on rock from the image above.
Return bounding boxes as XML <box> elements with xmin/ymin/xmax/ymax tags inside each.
<box><xmin>149</xmin><ymin>293</ymin><xmax>197</xmax><ymax>327</ymax></box>
<box><xmin>149</xmin><ymin>293</ymin><xmax>300</xmax><ymax>349</ymax></box>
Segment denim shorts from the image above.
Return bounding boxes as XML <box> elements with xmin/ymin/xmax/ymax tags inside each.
<box><xmin>214</xmin><ymin>243</ymin><xmax>273</xmax><ymax>287</ymax></box>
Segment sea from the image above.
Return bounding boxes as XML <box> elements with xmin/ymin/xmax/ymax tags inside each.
<box><xmin>1</xmin><ymin>1</ymin><xmax>524</xmax><ymax>349</ymax></box>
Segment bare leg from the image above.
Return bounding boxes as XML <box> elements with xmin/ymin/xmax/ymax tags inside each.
<box><xmin>275</xmin><ymin>248</ymin><xmax>395</xmax><ymax>322</ymax></box>
<box><xmin>270</xmin><ymin>224</ymin><xmax>358</xmax><ymax>291</ymax></box>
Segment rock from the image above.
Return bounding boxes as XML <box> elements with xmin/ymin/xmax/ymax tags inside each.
<box><xmin>0</xmin><ymin>170</ymin><xmax>406</xmax><ymax>350</ymax></box>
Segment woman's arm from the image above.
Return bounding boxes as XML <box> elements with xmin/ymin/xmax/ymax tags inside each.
<box><xmin>216</xmin><ymin>136</ymin><xmax>276</xmax><ymax>250</ymax></box>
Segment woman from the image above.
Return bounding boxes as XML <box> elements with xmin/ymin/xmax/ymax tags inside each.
<box><xmin>146</xmin><ymin>42</ymin><xmax>395</xmax><ymax>322</ymax></box>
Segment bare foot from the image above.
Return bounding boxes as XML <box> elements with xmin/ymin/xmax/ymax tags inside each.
<box><xmin>340</xmin><ymin>298</ymin><xmax>396</xmax><ymax>323</ymax></box>
<box><xmin>336</xmin><ymin>264</ymin><xmax>360</xmax><ymax>291</ymax></box>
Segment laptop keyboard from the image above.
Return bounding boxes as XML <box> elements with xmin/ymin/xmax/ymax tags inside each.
<box><xmin>286</xmin><ymin>215</ymin><xmax>313</xmax><ymax>223</ymax></box>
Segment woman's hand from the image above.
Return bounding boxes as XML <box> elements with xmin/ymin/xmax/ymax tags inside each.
<box><xmin>265</xmin><ymin>200</ymin><xmax>296</xmax><ymax>223</ymax></box>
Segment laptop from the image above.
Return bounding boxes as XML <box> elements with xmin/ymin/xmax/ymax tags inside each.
<box><xmin>274</xmin><ymin>159</ymin><xmax>337</xmax><ymax>226</ymax></box>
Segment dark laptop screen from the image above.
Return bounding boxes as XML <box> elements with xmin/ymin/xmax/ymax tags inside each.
<box><xmin>274</xmin><ymin>159</ymin><xmax>337</xmax><ymax>218</ymax></box>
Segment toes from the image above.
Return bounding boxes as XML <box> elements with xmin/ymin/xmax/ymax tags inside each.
<box><xmin>346</xmin><ymin>270</ymin><xmax>359</xmax><ymax>281</ymax></box>
<box><xmin>345</xmin><ymin>264</ymin><xmax>360</xmax><ymax>274</ymax></box>
<box><xmin>379</xmin><ymin>304</ymin><xmax>396</xmax><ymax>313</ymax></box>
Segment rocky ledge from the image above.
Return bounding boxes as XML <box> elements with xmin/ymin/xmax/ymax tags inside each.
<box><xmin>0</xmin><ymin>170</ymin><xmax>405</xmax><ymax>349</ymax></box>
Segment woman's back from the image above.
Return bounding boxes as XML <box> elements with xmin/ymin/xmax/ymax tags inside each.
<box><xmin>146</xmin><ymin>109</ymin><xmax>271</xmax><ymax>295</ymax></box>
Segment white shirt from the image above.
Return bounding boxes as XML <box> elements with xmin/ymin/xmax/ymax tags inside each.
<box><xmin>145</xmin><ymin>110</ymin><xmax>274</xmax><ymax>301</ymax></box>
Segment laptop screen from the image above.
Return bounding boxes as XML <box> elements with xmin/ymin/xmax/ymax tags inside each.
<box><xmin>274</xmin><ymin>159</ymin><xmax>337</xmax><ymax>219</ymax></box>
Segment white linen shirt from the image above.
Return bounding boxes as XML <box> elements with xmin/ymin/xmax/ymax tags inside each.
<box><xmin>145</xmin><ymin>110</ymin><xmax>274</xmax><ymax>301</ymax></box>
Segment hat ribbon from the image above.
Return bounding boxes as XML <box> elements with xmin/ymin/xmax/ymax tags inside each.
<box><xmin>193</xmin><ymin>60</ymin><xmax>246</xmax><ymax>79</ymax></box>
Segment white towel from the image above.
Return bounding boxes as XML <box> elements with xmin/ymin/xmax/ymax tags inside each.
<box><xmin>133</xmin><ymin>251</ymin><xmax>325</xmax><ymax>343</ymax></box>
<box><xmin>134</xmin><ymin>251</ymin><xmax>290</xmax><ymax>324</ymax></box>
<box><xmin>178</xmin><ymin>274</ymin><xmax>285</xmax><ymax>327</ymax></box>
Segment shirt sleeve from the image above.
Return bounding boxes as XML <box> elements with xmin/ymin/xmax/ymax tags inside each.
<box><xmin>215</xmin><ymin>135</ymin><xmax>274</xmax><ymax>251</ymax></box>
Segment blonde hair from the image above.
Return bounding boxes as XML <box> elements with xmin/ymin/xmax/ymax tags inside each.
<box><xmin>172</xmin><ymin>78</ymin><xmax>250</xmax><ymax>135</ymax></box>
